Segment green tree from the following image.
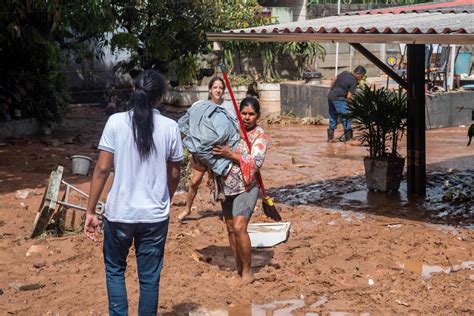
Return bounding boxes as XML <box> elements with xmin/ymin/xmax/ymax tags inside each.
<box><xmin>109</xmin><ymin>0</ymin><xmax>215</xmax><ymax>85</ymax></box>
<box><xmin>211</xmin><ymin>0</ymin><xmax>273</xmax><ymax>75</ymax></box>
<box><xmin>278</xmin><ymin>42</ymin><xmax>326</xmax><ymax>78</ymax></box>
<box><xmin>0</xmin><ymin>0</ymin><xmax>113</xmax><ymax>123</ymax></box>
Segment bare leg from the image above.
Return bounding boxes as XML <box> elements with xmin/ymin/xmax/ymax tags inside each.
<box><xmin>233</xmin><ymin>216</ymin><xmax>253</xmax><ymax>282</ymax></box>
<box><xmin>225</xmin><ymin>217</ymin><xmax>242</xmax><ymax>275</ymax></box>
<box><xmin>178</xmin><ymin>167</ymin><xmax>205</xmax><ymax>221</ymax></box>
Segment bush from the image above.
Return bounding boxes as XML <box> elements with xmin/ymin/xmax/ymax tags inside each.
<box><xmin>0</xmin><ymin>28</ymin><xmax>70</xmax><ymax>124</ymax></box>
<box><xmin>347</xmin><ymin>85</ymin><xmax>407</xmax><ymax>159</ymax></box>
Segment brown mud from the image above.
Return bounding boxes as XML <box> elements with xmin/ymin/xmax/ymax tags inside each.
<box><xmin>0</xmin><ymin>106</ymin><xmax>472</xmax><ymax>315</ymax></box>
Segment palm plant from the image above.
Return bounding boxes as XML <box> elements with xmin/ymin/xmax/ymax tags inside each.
<box><xmin>278</xmin><ymin>42</ymin><xmax>326</xmax><ymax>78</ymax></box>
<box><xmin>348</xmin><ymin>85</ymin><xmax>407</xmax><ymax>159</ymax></box>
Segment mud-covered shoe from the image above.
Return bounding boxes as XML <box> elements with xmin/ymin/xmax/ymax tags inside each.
<box><xmin>327</xmin><ymin>128</ymin><xmax>335</xmax><ymax>142</ymax></box>
<box><xmin>339</xmin><ymin>129</ymin><xmax>352</xmax><ymax>142</ymax></box>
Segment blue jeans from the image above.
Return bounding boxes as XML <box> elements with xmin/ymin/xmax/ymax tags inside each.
<box><xmin>103</xmin><ymin>218</ymin><xmax>169</xmax><ymax>316</ymax></box>
<box><xmin>328</xmin><ymin>99</ymin><xmax>351</xmax><ymax>131</ymax></box>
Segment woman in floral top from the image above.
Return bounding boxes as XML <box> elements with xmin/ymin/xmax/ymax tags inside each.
<box><xmin>213</xmin><ymin>97</ymin><xmax>268</xmax><ymax>283</ymax></box>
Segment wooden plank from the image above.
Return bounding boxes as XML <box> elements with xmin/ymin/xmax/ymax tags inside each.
<box><xmin>51</xmin><ymin>190</ymin><xmax>67</xmax><ymax>232</ymax></box>
<box><xmin>31</xmin><ymin>166</ymin><xmax>64</xmax><ymax>238</ymax></box>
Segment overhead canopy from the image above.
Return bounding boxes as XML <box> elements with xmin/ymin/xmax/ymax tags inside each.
<box><xmin>206</xmin><ymin>2</ymin><xmax>474</xmax><ymax>45</ymax></box>
<box><xmin>207</xmin><ymin>1</ymin><xmax>474</xmax><ymax>196</ymax></box>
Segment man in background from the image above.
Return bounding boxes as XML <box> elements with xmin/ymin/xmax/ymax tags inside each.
<box><xmin>327</xmin><ymin>66</ymin><xmax>366</xmax><ymax>142</ymax></box>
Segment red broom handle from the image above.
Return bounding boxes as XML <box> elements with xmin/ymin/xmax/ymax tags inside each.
<box><xmin>220</xmin><ymin>65</ymin><xmax>268</xmax><ymax>196</ymax></box>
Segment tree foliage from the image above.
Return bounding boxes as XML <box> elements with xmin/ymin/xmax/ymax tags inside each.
<box><xmin>109</xmin><ymin>0</ymin><xmax>215</xmax><ymax>84</ymax></box>
<box><xmin>0</xmin><ymin>0</ymin><xmax>113</xmax><ymax>123</ymax></box>
<box><xmin>278</xmin><ymin>42</ymin><xmax>326</xmax><ymax>79</ymax></box>
<box><xmin>1</xmin><ymin>0</ymin><xmax>331</xmax><ymax>124</ymax></box>
<box><xmin>211</xmin><ymin>0</ymin><xmax>273</xmax><ymax>74</ymax></box>
<box><xmin>1</xmin><ymin>0</ymin><xmax>270</xmax><ymax>123</ymax></box>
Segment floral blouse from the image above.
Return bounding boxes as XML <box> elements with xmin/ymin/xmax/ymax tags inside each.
<box><xmin>223</xmin><ymin>126</ymin><xmax>268</xmax><ymax>196</ymax></box>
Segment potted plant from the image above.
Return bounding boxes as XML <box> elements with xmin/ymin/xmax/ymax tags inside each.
<box><xmin>347</xmin><ymin>85</ymin><xmax>407</xmax><ymax>192</ymax></box>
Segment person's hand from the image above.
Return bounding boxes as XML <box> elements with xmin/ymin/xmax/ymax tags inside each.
<box><xmin>84</xmin><ymin>213</ymin><xmax>100</xmax><ymax>242</ymax></box>
<box><xmin>212</xmin><ymin>144</ymin><xmax>233</xmax><ymax>159</ymax></box>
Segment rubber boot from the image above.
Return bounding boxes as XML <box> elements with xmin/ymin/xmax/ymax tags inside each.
<box><xmin>327</xmin><ymin>129</ymin><xmax>334</xmax><ymax>142</ymax></box>
<box><xmin>339</xmin><ymin>129</ymin><xmax>353</xmax><ymax>142</ymax></box>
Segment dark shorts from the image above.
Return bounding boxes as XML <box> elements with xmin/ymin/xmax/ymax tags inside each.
<box><xmin>221</xmin><ymin>186</ymin><xmax>259</xmax><ymax>219</ymax></box>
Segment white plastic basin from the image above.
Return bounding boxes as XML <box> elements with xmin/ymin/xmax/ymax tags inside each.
<box><xmin>248</xmin><ymin>222</ymin><xmax>291</xmax><ymax>248</ymax></box>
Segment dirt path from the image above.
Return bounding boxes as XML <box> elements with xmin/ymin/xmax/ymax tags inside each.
<box><xmin>0</xmin><ymin>106</ymin><xmax>472</xmax><ymax>315</ymax></box>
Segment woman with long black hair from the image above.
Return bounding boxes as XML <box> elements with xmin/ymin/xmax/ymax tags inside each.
<box><xmin>84</xmin><ymin>70</ymin><xmax>183</xmax><ymax>315</ymax></box>
<box><xmin>213</xmin><ymin>97</ymin><xmax>268</xmax><ymax>283</ymax></box>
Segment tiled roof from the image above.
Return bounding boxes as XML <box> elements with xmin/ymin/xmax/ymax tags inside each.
<box><xmin>207</xmin><ymin>1</ymin><xmax>474</xmax><ymax>44</ymax></box>
<box><xmin>226</xmin><ymin>12</ymin><xmax>473</xmax><ymax>35</ymax></box>
<box><xmin>353</xmin><ymin>0</ymin><xmax>474</xmax><ymax>14</ymax></box>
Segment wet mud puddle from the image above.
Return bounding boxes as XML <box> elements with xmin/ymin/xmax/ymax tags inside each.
<box><xmin>268</xmin><ymin>170</ymin><xmax>473</xmax><ymax>226</ymax></box>
<box><xmin>189</xmin><ymin>297</ymin><xmax>371</xmax><ymax>316</ymax></box>
<box><xmin>401</xmin><ymin>259</ymin><xmax>474</xmax><ymax>280</ymax></box>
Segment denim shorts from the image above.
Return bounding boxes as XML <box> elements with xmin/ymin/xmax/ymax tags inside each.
<box><xmin>221</xmin><ymin>186</ymin><xmax>259</xmax><ymax>219</ymax></box>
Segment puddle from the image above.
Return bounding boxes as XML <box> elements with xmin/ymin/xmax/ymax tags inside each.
<box><xmin>402</xmin><ymin>259</ymin><xmax>474</xmax><ymax>280</ymax></box>
<box><xmin>189</xmin><ymin>298</ymin><xmax>371</xmax><ymax>316</ymax></box>
<box><xmin>269</xmin><ymin>170</ymin><xmax>473</xmax><ymax>226</ymax></box>
<box><xmin>253</xmin><ymin>299</ymin><xmax>306</xmax><ymax>316</ymax></box>
<box><xmin>311</xmin><ymin>295</ymin><xmax>328</xmax><ymax>307</ymax></box>
<box><xmin>341</xmin><ymin>186</ymin><xmax>408</xmax><ymax>208</ymax></box>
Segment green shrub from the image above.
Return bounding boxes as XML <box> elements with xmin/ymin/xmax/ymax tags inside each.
<box><xmin>348</xmin><ymin>85</ymin><xmax>407</xmax><ymax>159</ymax></box>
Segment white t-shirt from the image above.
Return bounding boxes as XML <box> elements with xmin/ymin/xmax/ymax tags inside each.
<box><xmin>98</xmin><ymin>110</ymin><xmax>183</xmax><ymax>223</ymax></box>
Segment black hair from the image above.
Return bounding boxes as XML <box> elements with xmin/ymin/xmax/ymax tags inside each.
<box><xmin>239</xmin><ymin>96</ymin><xmax>260</xmax><ymax>114</ymax></box>
<box><xmin>130</xmin><ymin>70</ymin><xmax>166</xmax><ymax>161</ymax></box>
<box><xmin>207</xmin><ymin>76</ymin><xmax>226</xmax><ymax>100</ymax></box>
<box><xmin>354</xmin><ymin>66</ymin><xmax>367</xmax><ymax>75</ymax></box>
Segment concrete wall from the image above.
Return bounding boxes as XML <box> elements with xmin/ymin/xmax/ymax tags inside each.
<box><xmin>0</xmin><ymin>118</ymin><xmax>40</xmax><ymax>140</ymax></box>
<box><xmin>281</xmin><ymin>82</ymin><xmax>329</xmax><ymax>117</ymax></box>
<box><xmin>259</xmin><ymin>0</ymin><xmax>307</xmax><ymax>21</ymax></box>
<box><xmin>426</xmin><ymin>91</ymin><xmax>474</xmax><ymax>129</ymax></box>
<box><xmin>281</xmin><ymin>82</ymin><xmax>474</xmax><ymax>128</ymax></box>
<box><xmin>60</xmin><ymin>33</ymin><xmax>132</xmax><ymax>104</ymax></box>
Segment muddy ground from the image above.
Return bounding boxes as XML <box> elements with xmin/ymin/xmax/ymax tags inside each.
<box><xmin>0</xmin><ymin>106</ymin><xmax>473</xmax><ymax>315</ymax></box>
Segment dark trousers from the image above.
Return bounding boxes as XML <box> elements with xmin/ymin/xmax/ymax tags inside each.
<box><xmin>103</xmin><ymin>218</ymin><xmax>169</xmax><ymax>316</ymax></box>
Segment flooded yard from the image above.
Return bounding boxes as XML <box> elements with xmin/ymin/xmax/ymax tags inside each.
<box><xmin>0</xmin><ymin>106</ymin><xmax>472</xmax><ymax>314</ymax></box>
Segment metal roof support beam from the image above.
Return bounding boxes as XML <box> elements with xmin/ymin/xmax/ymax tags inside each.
<box><xmin>406</xmin><ymin>44</ymin><xmax>426</xmax><ymax>196</ymax></box>
<box><xmin>350</xmin><ymin>43</ymin><xmax>408</xmax><ymax>90</ymax></box>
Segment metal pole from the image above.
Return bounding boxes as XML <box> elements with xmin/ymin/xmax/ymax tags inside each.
<box><xmin>349</xmin><ymin>45</ymin><xmax>353</xmax><ymax>71</ymax></box>
<box><xmin>380</xmin><ymin>44</ymin><xmax>386</xmax><ymax>73</ymax></box>
<box><xmin>334</xmin><ymin>0</ymin><xmax>341</xmax><ymax>77</ymax></box>
<box><xmin>448</xmin><ymin>44</ymin><xmax>456</xmax><ymax>90</ymax></box>
<box><xmin>406</xmin><ymin>44</ymin><xmax>426</xmax><ymax>196</ymax></box>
